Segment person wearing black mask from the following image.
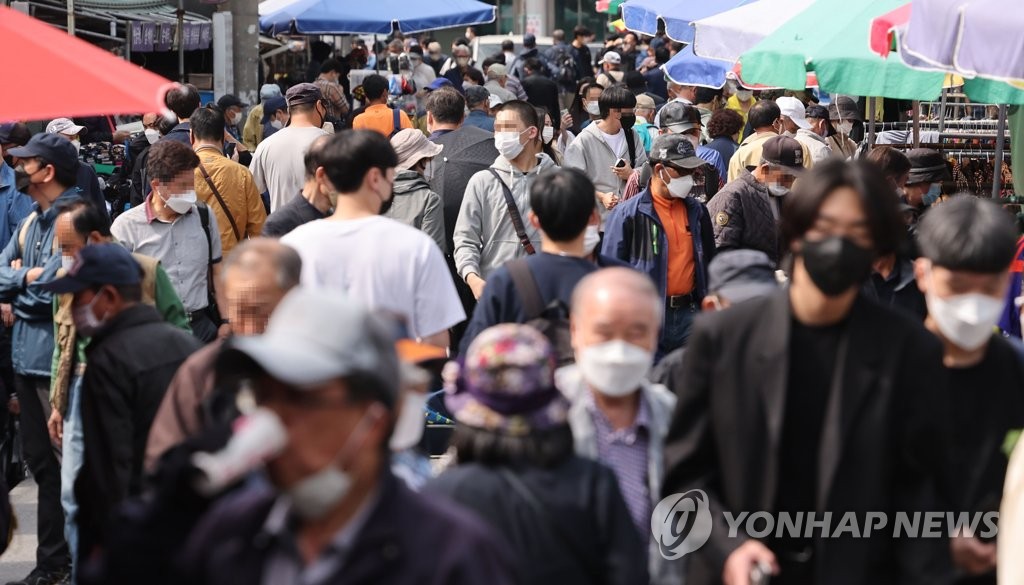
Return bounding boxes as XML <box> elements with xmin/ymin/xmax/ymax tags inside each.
<box><xmin>662</xmin><ymin>159</ymin><xmax>952</xmax><ymax>585</ymax></box>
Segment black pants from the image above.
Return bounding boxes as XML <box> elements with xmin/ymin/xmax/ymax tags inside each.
<box><xmin>15</xmin><ymin>374</ymin><xmax>69</xmax><ymax>571</ymax></box>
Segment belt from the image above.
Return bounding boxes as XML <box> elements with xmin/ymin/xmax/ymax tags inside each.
<box><xmin>666</xmin><ymin>293</ymin><xmax>696</xmax><ymax>309</ymax></box>
<box><xmin>188</xmin><ymin>309</ymin><xmax>208</xmax><ymax>323</ymax></box>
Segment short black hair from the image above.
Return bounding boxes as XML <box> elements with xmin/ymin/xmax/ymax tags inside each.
<box><xmin>303</xmin><ymin>135</ymin><xmax>331</xmax><ymax>179</ymax></box>
<box><xmin>530</xmin><ymin>169</ymin><xmax>595</xmax><ymax>242</ymax></box>
<box><xmin>362</xmin><ymin>74</ymin><xmax>389</xmax><ymax>101</ymax></box>
<box><xmin>425</xmin><ymin>88</ymin><xmax>466</xmax><ymax>124</ymax></box>
<box><xmin>598</xmin><ymin>85</ymin><xmax>636</xmax><ymax>119</ymax></box>
<box><xmin>707</xmin><ymin>108</ymin><xmax>744</xmax><ymax>139</ymax></box>
<box><xmin>573</xmin><ymin>25</ymin><xmax>593</xmax><ymax>39</ymax></box>
<box><xmin>57</xmin><ymin>199</ymin><xmax>112</xmax><ymax>238</ymax></box>
<box><xmin>654</xmin><ymin>46</ymin><xmax>670</xmax><ymax>65</ymax></box>
<box><xmin>865</xmin><ymin>146</ymin><xmax>912</xmax><ymax>182</ymax></box>
<box><xmin>320</xmin><ymin>58</ymin><xmax>343</xmax><ymax>74</ymax></box>
<box><xmin>6</xmin><ymin>123</ymin><xmax>31</xmax><ymax>147</ymax></box>
<box><xmin>451</xmin><ymin>423</ymin><xmax>574</xmax><ymax>468</ymax></box>
<box><xmin>190</xmin><ymin>105</ymin><xmax>226</xmax><ymax>143</ymax></box>
<box><xmin>523</xmin><ymin>58</ymin><xmax>544</xmax><ymax>75</ymax></box>
<box><xmin>917</xmin><ymin>196</ymin><xmax>1019</xmax><ymax>273</ymax></box>
<box><xmin>501</xmin><ymin>39</ymin><xmax>514</xmax><ymax>52</ymax></box>
<box><xmin>463</xmin><ymin>67</ymin><xmax>485</xmax><ymax>85</ymax></box>
<box><xmin>694</xmin><ymin>86</ymin><xmax>722</xmax><ymax>105</ymax></box>
<box><xmin>747</xmin><ymin>100</ymin><xmax>781</xmax><ymax>130</ymax></box>
<box><xmin>454</xmin><ymin>37</ymin><xmax>469</xmax><ymax>47</ymax></box>
<box><xmin>482</xmin><ymin>54</ymin><xmax>504</xmax><ymax>73</ymax></box>
<box><xmin>146</xmin><ymin>140</ymin><xmax>200</xmax><ymax>183</ymax></box>
<box><xmin>552</xmin><ymin>29</ymin><xmax>565</xmax><ymax>43</ymax></box>
<box><xmin>497</xmin><ymin>100</ymin><xmax>540</xmax><ymax>131</ymax></box>
<box><xmin>165</xmin><ymin>84</ymin><xmax>201</xmax><ymax>120</ymax></box>
<box><xmin>318</xmin><ymin>130</ymin><xmax>398</xmax><ymax>193</ymax></box>
<box><xmin>781</xmin><ymin>159</ymin><xmax>904</xmax><ymax>257</ymax></box>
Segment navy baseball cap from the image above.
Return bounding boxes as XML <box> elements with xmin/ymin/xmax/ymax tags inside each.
<box><xmin>7</xmin><ymin>133</ymin><xmax>79</xmax><ymax>173</ymax></box>
<box><xmin>217</xmin><ymin>94</ymin><xmax>247</xmax><ymax>110</ymax></box>
<box><xmin>261</xmin><ymin>96</ymin><xmax>287</xmax><ymax>123</ymax></box>
<box><xmin>426</xmin><ymin>78</ymin><xmax>454</xmax><ymax>92</ymax></box>
<box><xmin>0</xmin><ymin>123</ymin><xmax>18</xmax><ymax>143</ymax></box>
<box><xmin>37</xmin><ymin>243</ymin><xmax>142</xmax><ymax>294</ymax></box>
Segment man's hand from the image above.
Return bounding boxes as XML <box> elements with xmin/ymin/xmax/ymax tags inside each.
<box><xmin>466</xmin><ymin>273</ymin><xmax>487</xmax><ymax>300</ymax></box>
<box><xmin>951</xmin><ymin>536</ymin><xmax>997</xmax><ymax>575</ymax></box>
<box><xmin>722</xmin><ymin>540</ymin><xmax>779</xmax><ymax>585</ymax></box>
<box><xmin>47</xmin><ymin>409</ymin><xmax>63</xmax><ymax>446</ymax></box>
<box><xmin>25</xmin><ymin>267</ymin><xmax>44</xmax><ymax>285</ymax></box>
<box><xmin>1</xmin><ymin>304</ymin><xmax>14</xmax><ymax>327</ymax></box>
<box><xmin>10</xmin><ymin>259</ymin><xmax>22</xmax><ymax>270</ymax></box>
<box><xmin>611</xmin><ymin>162</ymin><xmax>633</xmax><ymax>181</ymax></box>
<box><xmin>217</xmin><ymin>323</ymin><xmax>232</xmax><ymax>340</ymax></box>
<box><xmin>597</xmin><ymin>191</ymin><xmax>619</xmax><ymax>210</ymax></box>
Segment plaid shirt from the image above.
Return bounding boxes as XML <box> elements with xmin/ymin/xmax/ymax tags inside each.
<box><xmin>314</xmin><ymin>76</ymin><xmax>349</xmax><ymax>121</ymax></box>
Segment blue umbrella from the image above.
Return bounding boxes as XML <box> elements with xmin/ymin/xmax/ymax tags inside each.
<box><xmin>622</xmin><ymin>0</ymin><xmax>756</xmax><ymax>43</ymax></box>
<box><xmin>661</xmin><ymin>44</ymin><xmax>731</xmax><ymax>88</ymax></box>
<box><xmin>260</xmin><ymin>0</ymin><xmax>495</xmax><ymax>36</ymax></box>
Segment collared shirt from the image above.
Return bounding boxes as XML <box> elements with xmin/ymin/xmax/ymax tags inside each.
<box><xmin>313</xmin><ymin>75</ymin><xmax>349</xmax><ymax>121</ymax></box>
<box><xmin>651</xmin><ymin>192</ymin><xmax>695</xmax><ymax>296</ymax></box>
<box><xmin>194</xmin><ymin>146</ymin><xmax>267</xmax><ymax>256</ymax></box>
<box><xmin>352</xmin><ymin>104</ymin><xmax>413</xmax><ymax>137</ymax></box>
<box><xmin>111</xmin><ymin>196</ymin><xmax>222</xmax><ymax>312</ymax></box>
<box><xmin>260</xmin><ymin>488</ymin><xmax>381</xmax><ymax>585</ymax></box>
<box><xmin>585</xmin><ymin>390</ymin><xmax>652</xmax><ymax>535</ymax></box>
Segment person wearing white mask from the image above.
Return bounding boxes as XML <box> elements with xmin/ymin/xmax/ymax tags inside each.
<box><xmin>707</xmin><ymin>135</ymin><xmax>804</xmax><ymax>265</ymax></box>
<box><xmin>913</xmin><ymin>196</ymin><xmax>1024</xmax><ymax>584</ymax></box>
<box><xmin>112</xmin><ymin>139</ymin><xmax>226</xmax><ymax>342</ymax></box>
<box><xmin>557</xmin><ymin>266</ymin><xmax>679</xmax><ymax>585</ymax></box>
<box><xmin>601</xmin><ymin>133</ymin><xmax>715</xmax><ymax>355</ymax></box>
<box><xmin>386</xmin><ymin>128</ymin><xmax>446</xmax><ymax>253</ymax></box>
<box><xmin>454</xmin><ymin>101</ymin><xmax>556</xmax><ymax>300</ymax></box>
<box><xmin>725</xmin><ymin>80</ymin><xmax>756</xmax><ymax>140</ymax></box>
<box><xmin>458</xmin><ymin>168</ymin><xmax>621</xmax><ymax>355</ymax></box>
<box><xmin>45</xmin><ymin>117</ymin><xmax>108</xmax><ymax>213</ymax></box>
<box><xmin>826</xmin><ymin>95</ymin><xmax>861</xmax><ymax>159</ymax></box>
<box><xmin>777</xmin><ymin>96</ymin><xmax>831</xmax><ymax>164</ymax></box>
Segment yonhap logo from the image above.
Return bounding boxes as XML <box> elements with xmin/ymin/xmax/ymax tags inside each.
<box><xmin>652</xmin><ymin>489</ymin><xmax>713</xmax><ymax>560</ymax></box>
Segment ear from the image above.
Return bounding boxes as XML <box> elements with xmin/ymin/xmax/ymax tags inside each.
<box><xmin>87</xmin><ymin>231</ymin><xmax>104</xmax><ymax>245</ymax></box>
<box><xmin>527</xmin><ymin>210</ymin><xmax>541</xmax><ymax>230</ymax></box>
<box><xmin>150</xmin><ymin>178</ymin><xmax>161</xmax><ymax>195</ymax></box>
<box><xmin>913</xmin><ymin>258</ymin><xmax>929</xmax><ymax>294</ymax></box>
<box><xmin>189</xmin><ymin>130</ymin><xmax>196</xmax><ymax>146</ymax></box>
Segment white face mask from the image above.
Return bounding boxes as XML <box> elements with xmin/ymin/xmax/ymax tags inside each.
<box><xmin>927</xmin><ymin>289</ymin><xmax>1002</xmax><ymax>351</ymax></box>
<box><xmin>661</xmin><ymin>170</ymin><xmax>694</xmax><ymax>199</ymax></box>
<box><xmin>585</xmin><ymin>101</ymin><xmax>601</xmax><ymax>116</ymax></box>
<box><xmin>270</xmin><ymin>119</ymin><xmax>284</xmax><ymax>130</ymax></box>
<box><xmin>389</xmin><ymin>392</ymin><xmax>427</xmax><ymax>452</ymax></box>
<box><xmin>583</xmin><ymin>224</ymin><xmax>601</xmax><ymax>255</ymax></box>
<box><xmin>542</xmin><ymin>126</ymin><xmax>555</xmax><ymax>144</ymax></box>
<box><xmin>72</xmin><ymin>292</ymin><xmax>105</xmax><ymax>337</ymax></box>
<box><xmin>767</xmin><ymin>183</ymin><xmax>790</xmax><ymax>197</ymax></box>
<box><xmin>61</xmin><ymin>255</ymin><xmax>75</xmax><ymax>273</ymax></box>
<box><xmin>161</xmin><ymin>189</ymin><xmax>197</xmax><ymax>214</ymax></box>
<box><xmin>735</xmin><ymin>90</ymin><xmax>754</xmax><ymax>102</ymax></box>
<box><xmin>577</xmin><ymin>340</ymin><xmax>653</xmax><ymax>397</ymax></box>
<box><xmin>71</xmin><ymin>139</ymin><xmax>81</xmax><ymax>154</ymax></box>
<box><xmin>494</xmin><ymin>129</ymin><xmax>528</xmax><ymax>160</ymax></box>
<box><xmin>144</xmin><ymin>128</ymin><xmax>161</xmax><ymax>145</ymax></box>
<box><xmin>836</xmin><ymin>121</ymin><xmax>853</xmax><ymax>135</ymax></box>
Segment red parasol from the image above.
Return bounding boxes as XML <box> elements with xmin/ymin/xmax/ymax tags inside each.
<box><xmin>869</xmin><ymin>3</ymin><xmax>911</xmax><ymax>58</ymax></box>
<box><xmin>0</xmin><ymin>5</ymin><xmax>177</xmax><ymax>122</ymax></box>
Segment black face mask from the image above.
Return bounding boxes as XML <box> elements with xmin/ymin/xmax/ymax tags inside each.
<box><xmin>620</xmin><ymin>114</ymin><xmax>636</xmax><ymax>129</ymax></box>
<box><xmin>14</xmin><ymin>165</ymin><xmax>41</xmax><ymax>193</ymax></box>
<box><xmin>801</xmin><ymin>236</ymin><xmax>874</xmax><ymax>296</ymax></box>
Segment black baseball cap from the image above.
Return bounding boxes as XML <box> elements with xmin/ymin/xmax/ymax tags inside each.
<box><xmin>805</xmin><ymin>104</ymin><xmax>834</xmax><ymax>134</ymax></box>
<box><xmin>708</xmin><ymin>249</ymin><xmax>779</xmax><ymax>304</ymax></box>
<box><xmin>0</xmin><ymin>123</ymin><xmax>16</xmax><ymax>143</ymax></box>
<box><xmin>760</xmin><ymin>135</ymin><xmax>805</xmax><ymax>174</ymax></box>
<box><xmin>217</xmin><ymin>94</ymin><xmax>247</xmax><ymax>110</ymax></box>
<box><xmin>285</xmin><ymin>83</ymin><xmax>323</xmax><ymax>107</ymax></box>
<box><xmin>37</xmin><ymin>243</ymin><xmax>142</xmax><ymax>294</ymax></box>
<box><xmin>7</xmin><ymin>133</ymin><xmax>80</xmax><ymax>173</ymax></box>
<box><xmin>261</xmin><ymin>96</ymin><xmax>288</xmax><ymax>123</ymax></box>
<box><xmin>650</xmin><ymin>134</ymin><xmax>705</xmax><ymax>169</ymax></box>
<box><xmin>906</xmin><ymin>148</ymin><xmax>951</xmax><ymax>184</ymax></box>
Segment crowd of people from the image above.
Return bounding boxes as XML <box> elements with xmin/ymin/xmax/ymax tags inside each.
<box><xmin>0</xmin><ymin>21</ymin><xmax>1021</xmax><ymax>585</ymax></box>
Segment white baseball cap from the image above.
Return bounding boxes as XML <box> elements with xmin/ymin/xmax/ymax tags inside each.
<box><xmin>598</xmin><ymin>51</ymin><xmax>622</xmax><ymax>65</ymax></box>
<box><xmin>46</xmin><ymin>118</ymin><xmax>87</xmax><ymax>137</ymax></box>
<box><xmin>775</xmin><ymin>97</ymin><xmax>810</xmax><ymax>130</ymax></box>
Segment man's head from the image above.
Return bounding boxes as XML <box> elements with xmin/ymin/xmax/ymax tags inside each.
<box><xmin>781</xmin><ymin>160</ymin><xmax>905</xmax><ymax>297</ymax></box>
<box><xmin>866</xmin><ymin>146</ymin><xmax>912</xmax><ymax>196</ymax></box>
<box><xmin>597</xmin><ymin>86</ymin><xmax>636</xmax><ymax>131</ymax></box>
<box><xmin>465</xmin><ymin>26</ymin><xmax>478</xmax><ymax>41</ymax></box>
<box><xmin>261</xmin><ymin>96</ymin><xmax>289</xmax><ymax>129</ymax></box>
<box><xmin>694</xmin><ymin>87</ymin><xmax>723</xmax><ymax>109</ymax></box>
<box><xmin>319</xmin><ymin>58</ymin><xmax>344</xmax><ymax>83</ymax></box>
<box><xmin>622</xmin><ymin>32</ymin><xmax>638</xmax><ymax>53</ymax></box>
<box><xmin>361</xmin><ymin>74</ymin><xmax>390</xmax><ymax>105</ymax></box>
<box><xmin>501</xmin><ymin>39</ymin><xmax>514</xmax><ymax>54</ymax></box>
<box><xmin>425</xmin><ymin>87</ymin><xmax>466</xmax><ymax>131</ymax></box>
<box><xmin>528</xmin><ymin>168</ymin><xmax>597</xmax><ymax>244</ymax></box>
<box><xmin>573</xmin><ymin>25</ymin><xmax>594</xmax><ymax>42</ymax></box>
<box><xmin>452</xmin><ymin>44</ymin><xmax>472</xmax><ymax>69</ymax></box>
<box><xmin>598</xmin><ymin>50</ymin><xmax>621</xmax><ymax>72</ymax></box>
<box><xmin>775</xmin><ymin>96</ymin><xmax>810</xmax><ymax>135</ymax></box>
<box><xmin>39</xmin><ymin>243</ymin><xmax>143</xmax><ymax>336</ymax></box>
<box><xmin>668</xmin><ymin>82</ymin><xmax>698</xmax><ymax>104</ymax></box>
<box><xmin>427</xmin><ymin>41</ymin><xmax>442</xmax><ymax>57</ymax></box>
<box><xmin>704</xmin><ymin>250</ymin><xmax>779</xmax><ymax>310</ymax></box>
<box><xmin>903</xmin><ymin>148</ymin><xmax>950</xmax><ymax>209</ymax></box>
<box><xmin>494</xmin><ymin>100</ymin><xmax>541</xmax><ymax>159</ymax></box>
<box><xmin>462</xmin><ymin>67</ymin><xmax>485</xmax><ymax>87</ymax></box>
<box><xmin>755</xmin><ymin>135</ymin><xmax>804</xmax><ymax>194</ymax></box>
<box><xmin>659</xmin><ymin>102</ymin><xmax>702</xmax><ymax>147</ymax></box>
<box><xmin>553</xmin><ymin>29</ymin><xmax>565</xmax><ymax>43</ymax></box>
<box><xmin>582</xmin><ymin>82</ymin><xmax>605</xmax><ymax>117</ymax></box>
<box><xmin>570</xmin><ymin>268</ymin><xmax>662</xmax><ymax>396</ymax></box>
<box><xmin>465</xmin><ymin>86</ymin><xmax>491</xmax><ymax>112</ymax></box>
<box><xmin>146</xmin><ymin>140</ymin><xmax>200</xmax><ymax>217</ymax></box>
<box><xmin>285</xmin><ymin>83</ymin><xmax>327</xmax><ymax>127</ymax></box>
<box><xmin>804</xmin><ymin>104</ymin><xmax>832</xmax><ymax>138</ymax></box>
<box><xmin>45</xmin><ymin>118</ymin><xmax>87</xmax><ymax>144</ymax></box>
<box><xmin>649</xmin><ymin>133</ymin><xmax>706</xmax><ymax>200</ymax></box>
<box><xmin>748</xmin><ymin>99</ymin><xmax>782</xmax><ymax>133</ymax></box>
<box><xmin>165</xmin><ymin>83</ymin><xmax>201</xmax><ymax>122</ymax></box>
<box><xmin>0</xmin><ymin>123</ymin><xmax>32</xmax><ymax>166</ymax></box>
<box><xmin>190</xmin><ymin>105</ymin><xmax>227</xmax><ymax>146</ymax></box>
<box><xmin>523</xmin><ymin>33</ymin><xmax>537</xmax><ymax>50</ymax></box>
<box><xmin>914</xmin><ymin>196</ymin><xmax>1018</xmax><ymax>351</ymax></box>
<box><xmin>219</xmin><ymin>288</ymin><xmax>400</xmax><ymax>513</ymax></box>
<box><xmin>391</xmin><ymin>128</ymin><xmax>443</xmax><ymax>175</ymax></box>
<box><xmin>220</xmin><ymin>239</ymin><xmax>302</xmax><ymax>337</ymax></box>
<box><xmin>8</xmin><ymin>133</ymin><xmax>80</xmax><ymax>199</ymax></box>
<box><xmin>387</xmin><ymin>39</ymin><xmax>403</xmax><ymax>56</ymax></box>
<box><xmin>522</xmin><ymin>58</ymin><xmax>544</xmax><ymax>78</ymax></box>
<box><xmin>486</xmin><ymin>63</ymin><xmax>509</xmax><ymax>86</ymax></box>
<box><xmin>54</xmin><ymin>200</ymin><xmax>112</xmax><ymax>262</ymax></box>
<box><xmin>315</xmin><ymin>130</ymin><xmax>398</xmax><ymax>213</ymax></box>
<box><xmin>634</xmin><ymin>94</ymin><xmax>655</xmax><ymax>124</ymax></box>
<box><xmin>216</xmin><ymin>94</ymin><xmax>247</xmax><ymax>127</ymax></box>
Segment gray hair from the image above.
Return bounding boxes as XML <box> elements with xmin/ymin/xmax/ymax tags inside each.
<box><xmin>220</xmin><ymin>238</ymin><xmax>302</xmax><ymax>291</ymax></box>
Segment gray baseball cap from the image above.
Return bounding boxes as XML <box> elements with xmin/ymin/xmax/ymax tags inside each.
<box><xmin>707</xmin><ymin>249</ymin><xmax>779</xmax><ymax>304</ymax></box>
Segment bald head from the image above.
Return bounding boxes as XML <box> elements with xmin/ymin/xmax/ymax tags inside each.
<box><xmin>220</xmin><ymin>238</ymin><xmax>302</xmax><ymax>336</ymax></box>
<box><xmin>571</xmin><ymin>268</ymin><xmax>662</xmax><ymax>354</ymax></box>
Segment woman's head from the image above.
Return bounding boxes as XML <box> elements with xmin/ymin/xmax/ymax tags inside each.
<box><xmin>707</xmin><ymin>108</ymin><xmax>744</xmax><ymax>140</ymax></box>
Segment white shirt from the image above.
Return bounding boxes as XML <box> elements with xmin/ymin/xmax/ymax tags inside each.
<box><xmin>281</xmin><ymin>215</ymin><xmax>465</xmax><ymax>338</ymax></box>
<box><xmin>249</xmin><ymin>126</ymin><xmax>328</xmax><ymax>212</ymax></box>
<box><xmin>601</xmin><ymin>127</ymin><xmax>627</xmax><ymax>160</ymax></box>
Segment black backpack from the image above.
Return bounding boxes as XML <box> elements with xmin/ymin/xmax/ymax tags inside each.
<box><xmin>506</xmin><ymin>259</ymin><xmax>574</xmax><ymax>366</ymax></box>
<box><xmin>553</xmin><ymin>47</ymin><xmax>578</xmax><ymax>86</ymax></box>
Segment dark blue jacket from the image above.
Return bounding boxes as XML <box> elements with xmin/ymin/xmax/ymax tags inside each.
<box><xmin>601</xmin><ymin>187</ymin><xmax>715</xmax><ymax>300</ymax></box>
<box><xmin>0</xmin><ymin>163</ymin><xmax>34</xmax><ymax>250</ymax></box>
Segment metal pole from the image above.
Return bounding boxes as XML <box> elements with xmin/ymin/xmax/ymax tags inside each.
<box><xmin>125</xmin><ymin>20</ymin><xmax>131</xmax><ymax>62</ymax></box>
<box><xmin>67</xmin><ymin>0</ymin><xmax>75</xmax><ymax>36</ymax></box>
<box><xmin>992</xmin><ymin>104</ymin><xmax>1008</xmax><ymax>199</ymax></box>
<box><xmin>178</xmin><ymin>0</ymin><xmax>185</xmax><ymax>83</ymax></box>
<box><xmin>577</xmin><ymin>0</ymin><xmax>582</xmax><ymax>26</ymax></box>
<box><xmin>911</xmin><ymin>100</ymin><xmax>920</xmax><ymax>148</ymax></box>
<box><xmin>867</xmin><ymin>97</ymin><xmax>877</xmax><ymax>148</ymax></box>
<box><xmin>938</xmin><ymin>86</ymin><xmax>947</xmax><ymax>132</ymax></box>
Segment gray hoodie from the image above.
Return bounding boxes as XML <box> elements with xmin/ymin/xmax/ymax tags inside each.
<box><xmin>453</xmin><ymin>153</ymin><xmax>557</xmax><ymax>280</ymax></box>
<box><xmin>563</xmin><ymin>122</ymin><xmax>648</xmax><ymax>226</ymax></box>
<box><xmin>386</xmin><ymin>169</ymin><xmax>446</xmax><ymax>253</ymax></box>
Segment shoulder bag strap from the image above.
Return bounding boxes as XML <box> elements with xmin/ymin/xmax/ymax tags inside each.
<box><xmin>487</xmin><ymin>168</ymin><xmax>536</xmax><ymax>255</ymax></box>
<box><xmin>506</xmin><ymin>258</ymin><xmax>544</xmax><ymax>319</ymax></box>
<box><xmin>498</xmin><ymin>468</ymin><xmax>605</xmax><ymax>585</ymax></box>
<box><xmin>623</xmin><ymin>127</ymin><xmax>636</xmax><ymax>168</ymax></box>
<box><xmin>196</xmin><ymin>202</ymin><xmax>217</xmax><ymax>309</ymax></box>
<box><xmin>391</xmin><ymin>107</ymin><xmax>402</xmax><ymax>138</ymax></box>
<box><xmin>197</xmin><ymin>162</ymin><xmax>242</xmax><ymax>243</ymax></box>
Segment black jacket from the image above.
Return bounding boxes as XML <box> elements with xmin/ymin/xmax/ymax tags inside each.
<box><xmin>522</xmin><ymin>74</ymin><xmax>562</xmax><ymax>131</ymax></box>
<box><xmin>705</xmin><ymin>171</ymin><xmax>781</xmax><ymax>264</ymax></box>
<box><xmin>663</xmin><ymin>291</ymin><xmax>952</xmax><ymax>585</ymax></box>
<box><xmin>76</xmin><ymin>304</ymin><xmax>200</xmax><ymax>562</ymax></box>
<box><xmin>180</xmin><ymin>471</ymin><xmax>519</xmax><ymax>585</ymax></box>
<box><xmin>426</xmin><ymin>457</ymin><xmax>649</xmax><ymax>585</ymax></box>
<box><xmin>261</xmin><ymin>193</ymin><xmax>326</xmax><ymax>238</ymax></box>
<box><xmin>427</xmin><ymin>126</ymin><xmax>499</xmax><ymax>253</ymax></box>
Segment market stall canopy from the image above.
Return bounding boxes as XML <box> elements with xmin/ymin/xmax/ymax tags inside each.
<box><xmin>691</xmin><ymin>0</ymin><xmax>815</xmax><ymax>63</ymax></box>
<box><xmin>259</xmin><ymin>0</ymin><xmax>496</xmax><ymax>36</ymax></box>
<box><xmin>621</xmin><ymin>0</ymin><xmax>754</xmax><ymax>44</ymax></box>
<box><xmin>868</xmin><ymin>3</ymin><xmax>911</xmax><ymax>57</ymax></box>
<box><xmin>899</xmin><ymin>0</ymin><xmax>1024</xmax><ymax>84</ymax></box>
<box><xmin>0</xmin><ymin>5</ymin><xmax>175</xmax><ymax>121</ymax></box>
<box><xmin>661</xmin><ymin>44</ymin><xmax>731</xmax><ymax>88</ymax></box>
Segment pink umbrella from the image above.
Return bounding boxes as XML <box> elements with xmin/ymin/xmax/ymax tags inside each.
<box><xmin>0</xmin><ymin>6</ymin><xmax>176</xmax><ymax>122</ymax></box>
<box><xmin>869</xmin><ymin>3</ymin><xmax>911</xmax><ymax>57</ymax></box>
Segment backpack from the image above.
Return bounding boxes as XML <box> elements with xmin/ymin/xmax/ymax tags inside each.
<box><xmin>389</xmin><ymin>107</ymin><xmax>404</xmax><ymax>138</ymax></box>
<box><xmin>551</xmin><ymin>45</ymin><xmax>578</xmax><ymax>86</ymax></box>
<box><xmin>506</xmin><ymin>259</ymin><xmax>575</xmax><ymax>366</ymax></box>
